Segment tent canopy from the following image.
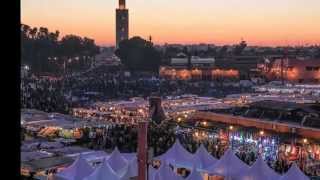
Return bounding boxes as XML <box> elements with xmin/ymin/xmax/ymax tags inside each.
<box><xmin>148</xmin><ymin>165</ymin><xmax>157</xmax><ymax>180</ymax></box>
<box><xmin>185</xmin><ymin>166</ymin><xmax>203</xmax><ymax>180</ymax></box>
<box><xmin>280</xmin><ymin>163</ymin><xmax>309</xmax><ymax>180</ymax></box>
<box><xmin>153</xmin><ymin>162</ymin><xmax>183</xmax><ymax>180</ymax></box>
<box><xmin>237</xmin><ymin>155</ymin><xmax>281</xmax><ymax>180</ymax></box>
<box><xmin>192</xmin><ymin>144</ymin><xmax>217</xmax><ymax>170</ymax></box>
<box><xmin>83</xmin><ymin>158</ymin><xmax>120</xmax><ymax>180</ymax></box>
<box><xmin>121</xmin><ymin>153</ymin><xmax>137</xmax><ymax>162</ymax></box>
<box><xmin>55</xmin><ymin>154</ymin><xmax>94</xmax><ymax>180</ymax></box>
<box><xmin>120</xmin><ymin>157</ymin><xmax>138</xmax><ymax>180</ymax></box>
<box><xmin>107</xmin><ymin>147</ymin><xmax>129</xmax><ymax>176</ymax></box>
<box><xmin>155</xmin><ymin>139</ymin><xmax>194</xmax><ymax>168</ymax></box>
<box><xmin>204</xmin><ymin>149</ymin><xmax>249</xmax><ymax>178</ymax></box>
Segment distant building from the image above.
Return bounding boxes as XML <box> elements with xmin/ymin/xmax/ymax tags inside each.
<box><xmin>215</xmin><ymin>56</ymin><xmax>263</xmax><ymax>79</ymax></box>
<box><xmin>159</xmin><ymin>56</ymin><xmax>239</xmax><ymax>80</ymax></box>
<box><xmin>171</xmin><ymin>56</ymin><xmax>215</xmax><ymax>67</ymax></box>
<box><xmin>264</xmin><ymin>59</ymin><xmax>320</xmax><ymax>83</ymax></box>
<box><xmin>116</xmin><ymin>0</ymin><xmax>129</xmax><ymax>47</ymax></box>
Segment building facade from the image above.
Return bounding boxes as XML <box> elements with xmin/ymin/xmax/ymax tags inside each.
<box><xmin>159</xmin><ymin>56</ymin><xmax>239</xmax><ymax>80</ymax></box>
<box><xmin>262</xmin><ymin>59</ymin><xmax>320</xmax><ymax>83</ymax></box>
<box><xmin>215</xmin><ymin>56</ymin><xmax>263</xmax><ymax>79</ymax></box>
<box><xmin>116</xmin><ymin>0</ymin><xmax>129</xmax><ymax>47</ymax></box>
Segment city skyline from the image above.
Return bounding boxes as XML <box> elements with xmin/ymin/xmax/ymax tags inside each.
<box><xmin>21</xmin><ymin>0</ymin><xmax>320</xmax><ymax>46</ymax></box>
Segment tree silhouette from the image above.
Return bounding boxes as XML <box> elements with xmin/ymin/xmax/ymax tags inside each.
<box><xmin>233</xmin><ymin>40</ymin><xmax>247</xmax><ymax>55</ymax></box>
<box><xmin>21</xmin><ymin>24</ymin><xmax>100</xmax><ymax>75</ymax></box>
<box><xmin>115</xmin><ymin>36</ymin><xmax>162</xmax><ymax>72</ymax></box>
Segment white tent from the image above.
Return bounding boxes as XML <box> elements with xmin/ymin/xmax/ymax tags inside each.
<box><xmin>148</xmin><ymin>165</ymin><xmax>157</xmax><ymax>180</ymax></box>
<box><xmin>153</xmin><ymin>173</ymin><xmax>161</xmax><ymax>180</ymax></box>
<box><xmin>280</xmin><ymin>163</ymin><xmax>309</xmax><ymax>180</ymax></box>
<box><xmin>107</xmin><ymin>147</ymin><xmax>129</xmax><ymax>176</ymax></box>
<box><xmin>155</xmin><ymin>139</ymin><xmax>194</xmax><ymax>168</ymax></box>
<box><xmin>83</xmin><ymin>158</ymin><xmax>120</xmax><ymax>180</ymax></box>
<box><xmin>152</xmin><ymin>163</ymin><xmax>183</xmax><ymax>180</ymax></box>
<box><xmin>121</xmin><ymin>153</ymin><xmax>137</xmax><ymax>161</ymax></box>
<box><xmin>204</xmin><ymin>149</ymin><xmax>249</xmax><ymax>179</ymax></box>
<box><xmin>237</xmin><ymin>155</ymin><xmax>281</xmax><ymax>180</ymax></box>
<box><xmin>192</xmin><ymin>144</ymin><xmax>217</xmax><ymax>171</ymax></box>
<box><xmin>54</xmin><ymin>154</ymin><xmax>94</xmax><ymax>180</ymax></box>
<box><xmin>185</xmin><ymin>166</ymin><xmax>204</xmax><ymax>180</ymax></box>
<box><xmin>65</xmin><ymin>151</ymin><xmax>136</xmax><ymax>166</ymax></box>
<box><xmin>120</xmin><ymin>157</ymin><xmax>138</xmax><ymax>180</ymax></box>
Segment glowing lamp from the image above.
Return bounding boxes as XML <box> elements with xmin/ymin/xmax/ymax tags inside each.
<box><xmin>303</xmin><ymin>138</ymin><xmax>308</xmax><ymax>144</ymax></box>
<box><xmin>259</xmin><ymin>130</ymin><xmax>265</xmax><ymax>136</ymax></box>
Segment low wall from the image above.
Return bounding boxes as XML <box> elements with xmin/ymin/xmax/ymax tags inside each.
<box><xmin>191</xmin><ymin>111</ymin><xmax>320</xmax><ymax>139</ymax></box>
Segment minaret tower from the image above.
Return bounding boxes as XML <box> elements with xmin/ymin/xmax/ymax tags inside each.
<box><xmin>116</xmin><ymin>0</ymin><xmax>129</xmax><ymax>47</ymax></box>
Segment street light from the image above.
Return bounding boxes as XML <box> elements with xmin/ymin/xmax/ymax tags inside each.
<box><xmin>303</xmin><ymin>138</ymin><xmax>308</xmax><ymax>144</ymax></box>
<box><xmin>195</xmin><ymin>132</ymin><xmax>199</xmax><ymax>137</ymax></box>
<box><xmin>259</xmin><ymin>130</ymin><xmax>265</xmax><ymax>136</ymax></box>
<box><xmin>259</xmin><ymin>130</ymin><xmax>265</xmax><ymax>156</ymax></box>
<box><xmin>24</xmin><ymin>65</ymin><xmax>29</xmax><ymax>70</ymax></box>
<box><xmin>301</xmin><ymin>138</ymin><xmax>308</xmax><ymax>171</ymax></box>
<box><xmin>228</xmin><ymin>125</ymin><xmax>234</xmax><ymax>150</ymax></box>
<box><xmin>177</xmin><ymin>117</ymin><xmax>182</xmax><ymax>122</ymax></box>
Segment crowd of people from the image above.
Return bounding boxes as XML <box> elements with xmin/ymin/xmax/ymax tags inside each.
<box><xmin>21</xmin><ymin>65</ymin><xmax>253</xmax><ymax>114</ymax></box>
<box><xmin>21</xmin><ymin>112</ymin><xmax>320</xmax><ymax>178</ymax></box>
<box><xmin>63</xmin><ymin>66</ymin><xmax>252</xmax><ymax>99</ymax></box>
<box><xmin>21</xmin><ymin>76</ymin><xmax>71</xmax><ymax>114</ymax></box>
<box><xmin>70</xmin><ymin>120</ymin><xmax>320</xmax><ymax>177</ymax></box>
<box><xmin>20</xmin><ymin>67</ymin><xmax>319</xmax><ymax>178</ymax></box>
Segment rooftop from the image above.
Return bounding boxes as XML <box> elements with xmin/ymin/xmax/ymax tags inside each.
<box><xmin>248</xmin><ymin>100</ymin><xmax>319</xmax><ymax>114</ymax></box>
<box><xmin>22</xmin><ymin>156</ymin><xmax>74</xmax><ymax>172</ymax></box>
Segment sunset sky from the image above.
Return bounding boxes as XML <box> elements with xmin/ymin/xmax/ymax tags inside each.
<box><xmin>21</xmin><ymin>0</ymin><xmax>320</xmax><ymax>46</ymax></box>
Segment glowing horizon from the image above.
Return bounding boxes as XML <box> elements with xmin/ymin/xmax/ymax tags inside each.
<box><xmin>21</xmin><ymin>0</ymin><xmax>320</xmax><ymax>47</ymax></box>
